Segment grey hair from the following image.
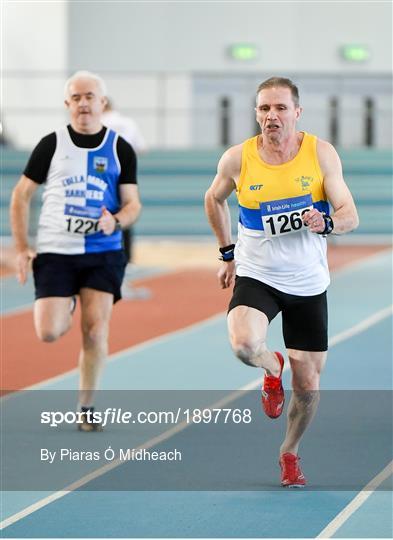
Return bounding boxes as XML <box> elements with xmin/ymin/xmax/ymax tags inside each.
<box><xmin>64</xmin><ymin>70</ymin><xmax>107</xmax><ymax>99</ymax></box>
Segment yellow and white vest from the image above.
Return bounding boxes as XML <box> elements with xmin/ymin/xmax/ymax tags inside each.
<box><xmin>235</xmin><ymin>132</ymin><xmax>330</xmax><ymax>295</ymax></box>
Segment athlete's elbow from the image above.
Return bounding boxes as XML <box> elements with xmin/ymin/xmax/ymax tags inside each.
<box><xmin>130</xmin><ymin>200</ymin><xmax>142</xmax><ymax>223</ymax></box>
<box><xmin>204</xmin><ymin>187</ymin><xmax>214</xmax><ymax>205</ymax></box>
<box><xmin>353</xmin><ymin>212</ymin><xmax>360</xmax><ymax>230</ymax></box>
<box><xmin>205</xmin><ymin>187</ymin><xmax>224</xmax><ymax>210</ymax></box>
<box><xmin>348</xmin><ymin>211</ymin><xmax>360</xmax><ymax>232</ymax></box>
<box><xmin>135</xmin><ymin>200</ymin><xmax>142</xmax><ymax>218</ymax></box>
<box><xmin>334</xmin><ymin>207</ymin><xmax>359</xmax><ymax>234</ymax></box>
<box><xmin>204</xmin><ymin>188</ymin><xmax>215</xmax><ymax>213</ymax></box>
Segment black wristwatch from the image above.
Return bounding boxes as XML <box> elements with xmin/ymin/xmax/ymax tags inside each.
<box><xmin>317</xmin><ymin>213</ymin><xmax>334</xmax><ymax>236</ymax></box>
<box><xmin>114</xmin><ymin>216</ymin><xmax>122</xmax><ymax>232</ymax></box>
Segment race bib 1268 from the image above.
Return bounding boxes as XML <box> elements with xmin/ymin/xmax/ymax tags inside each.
<box><xmin>260</xmin><ymin>194</ymin><xmax>313</xmax><ymax>237</ymax></box>
<box><xmin>64</xmin><ymin>204</ymin><xmax>101</xmax><ymax>236</ymax></box>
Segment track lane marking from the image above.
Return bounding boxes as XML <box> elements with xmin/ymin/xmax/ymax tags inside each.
<box><xmin>2</xmin><ymin>247</ymin><xmax>390</xmax><ymax>317</ymax></box>
<box><xmin>316</xmin><ymin>460</ymin><xmax>393</xmax><ymax>538</ymax></box>
<box><xmin>8</xmin><ymin>302</ymin><xmax>391</xmax><ymax>398</ymax></box>
<box><xmin>2</xmin><ymin>249</ymin><xmax>390</xmax><ymax>397</ymax></box>
<box><xmin>1</xmin><ymin>304</ymin><xmax>392</xmax><ymax>531</ymax></box>
<box><xmin>0</xmin><ymin>267</ymin><xmax>173</xmax><ymax>317</ymax></box>
<box><xmin>0</xmin><ymin>312</ymin><xmax>225</xmax><ymax>400</ymax></box>
<box><xmin>241</xmin><ymin>304</ymin><xmax>393</xmax><ymax>391</ymax></box>
<box><xmin>2</xmin><ymin>268</ymin><xmax>232</xmax><ymax>392</ymax></box>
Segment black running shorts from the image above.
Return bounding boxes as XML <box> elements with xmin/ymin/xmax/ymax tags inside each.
<box><xmin>228</xmin><ymin>276</ymin><xmax>328</xmax><ymax>351</ymax></box>
<box><xmin>32</xmin><ymin>250</ymin><xmax>127</xmax><ymax>303</ymax></box>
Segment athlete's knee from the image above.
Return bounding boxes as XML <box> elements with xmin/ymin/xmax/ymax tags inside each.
<box><xmin>82</xmin><ymin>321</ymin><xmax>108</xmax><ymax>349</ymax></box>
<box><xmin>36</xmin><ymin>328</ymin><xmax>61</xmax><ymax>343</ymax></box>
<box><xmin>292</xmin><ymin>372</ymin><xmax>320</xmax><ymax>392</ymax></box>
<box><xmin>231</xmin><ymin>338</ymin><xmax>262</xmax><ymax>367</ymax></box>
<box><xmin>289</xmin><ymin>351</ymin><xmax>325</xmax><ymax>392</ymax></box>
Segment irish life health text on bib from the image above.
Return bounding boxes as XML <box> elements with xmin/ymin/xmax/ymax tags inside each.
<box><xmin>260</xmin><ymin>194</ymin><xmax>313</xmax><ymax>237</ymax></box>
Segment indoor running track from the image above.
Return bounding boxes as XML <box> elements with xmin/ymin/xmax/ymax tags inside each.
<box><xmin>1</xmin><ymin>246</ymin><xmax>392</xmax><ymax>538</ymax></box>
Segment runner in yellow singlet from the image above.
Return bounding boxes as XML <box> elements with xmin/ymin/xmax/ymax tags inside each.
<box><xmin>205</xmin><ymin>77</ymin><xmax>359</xmax><ymax>487</ymax></box>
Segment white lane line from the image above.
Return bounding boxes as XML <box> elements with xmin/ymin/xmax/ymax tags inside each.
<box><xmin>330</xmin><ymin>247</ymin><xmax>392</xmax><ymax>279</ymax></box>
<box><xmin>316</xmin><ymin>460</ymin><xmax>393</xmax><ymax>538</ymax></box>
<box><xmin>0</xmin><ymin>312</ymin><xmax>226</xmax><ymax>399</ymax></box>
<box><xmin>2</xmin><ymin>249</ymin><xmax>391</xmax><ymax>401</ymax></box>
<box><xmin>10</xmin><ymin>302</ymin><xmax>391</xmax><ymax>398</ymax></box>
<box><xmin>0</xmin><ymin>379</ymin><xmax>271</xmax><ymax>531</ymax></box>
<box><xmin>0</xmin><ymin>267</ymin><xmax>173</xmax><ymax>317</ymax></box>
<box><xmin>243</xmin><ymin>304</ymin><xmax>393</xmax><ymax>392</ymax></box>
<box><xmin>2</xmin><ymin>247</ymin><xmax>390</xmax><ymax>317</ymax></box>
<box><xmin>329</xmin><ymin>304</ymin><xmax>393</xmax><ymax>347</ymax></box>
<box><xmin>1</xmin><ymin>304</ymin><xmax>392</xmax><ymax>530</ymax></box>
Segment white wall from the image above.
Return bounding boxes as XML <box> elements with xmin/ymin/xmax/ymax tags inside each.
<box><xmin>101</xmin><ymin>74</ymin><xmax>192</xmax><ymax>147</ymax></box>
<box><xmin>3</xmin><ymin>1</ymin><xmax>68</xmax><ymax>147</ymax></box>
<box><xmin>191</xmin><ymin>73</ymin><xmax>392</xmax><ymax>147</ymax></box>
<box><xmin>2</xmin><ymin>1</ymin><xmax>392</xmax><ymax>149</ymax></box>
<box><xmin>65</xmin><ymin>1</ymin><xmax>392</xmax><ymax>149</ymax></box>
<box><xmin>68</xmin><ymin>1</ymin><xmax>391</xmax><ymax>73</ymax></box>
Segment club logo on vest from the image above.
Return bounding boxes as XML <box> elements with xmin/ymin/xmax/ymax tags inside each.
<box><xmin>249</xmin><ymin>184</ymin><xmax>264</xmax><ymax>191</ymax></box>
<box><xmin>94</xmin><ymin>156</ymin><xmax>108</xmax><ymax>173</ymax></box>
<box><xmin>295</xmin><ymin>176</ymin><xmax>314</xmax><ymax>191</ymax></box>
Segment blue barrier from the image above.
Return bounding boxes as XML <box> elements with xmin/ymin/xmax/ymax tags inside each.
<box><xmin>1</xmin><ymin>148</ymin><xmax>392</xmax><ymax>237</ymax></box>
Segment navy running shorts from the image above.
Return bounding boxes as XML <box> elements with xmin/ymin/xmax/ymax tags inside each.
<box><xmin>228</xmin><ymin>276</ymin><xmax>328</xmax><ymax>351</ymax></box>
<box><xmin>32</xmin><ymin>250</ymin><xmax>127</xmax><ymax>303</ymax></box>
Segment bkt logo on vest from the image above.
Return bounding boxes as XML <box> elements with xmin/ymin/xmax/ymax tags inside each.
<box><xmin>249</xmin><ymin>184</ymin><xmax>263</xmax><ymax>191</ymax></box>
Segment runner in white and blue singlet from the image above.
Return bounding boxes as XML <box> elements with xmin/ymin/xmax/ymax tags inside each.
<box><xmin>10</xmin><ymin>71</ymin><xmax>142</xmax><ymax>431</ymax></box>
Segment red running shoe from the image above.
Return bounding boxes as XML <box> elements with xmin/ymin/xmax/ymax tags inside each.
<box><xmin>261</xmin><ymin>351</ymin><xmax>285</xmax><ymax>418</ymax></box>
<box><xmin>279</xmin><ymin>453</ymin><xmax>306</xmax><ymax>488</ymax></box>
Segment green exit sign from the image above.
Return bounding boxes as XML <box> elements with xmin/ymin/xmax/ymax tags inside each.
<box><xmin>341</xmin><ymin>45</ymin><xmax>370</xmax><ymax>62</ymax></box>
<box><xmin>229</xmin><ymin>44</ymin><xmax>258</xmax><ymax>61</ymax></box>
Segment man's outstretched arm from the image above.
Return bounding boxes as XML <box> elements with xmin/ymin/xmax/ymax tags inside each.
<box><xmin>10</xmin><ymin>175</ymin><xmax>39</xmax><ymax>284</ymax></box>
<box><xmin>205</xmin><ymin>145</ymin><xmax>241</xmax><ymax>288</ymax></box>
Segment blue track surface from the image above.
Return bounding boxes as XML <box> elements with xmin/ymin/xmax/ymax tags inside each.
<box><xmin>1</xmin><ymin>251</ymin><xmax>392</xmax><ymax>538</ymax></box>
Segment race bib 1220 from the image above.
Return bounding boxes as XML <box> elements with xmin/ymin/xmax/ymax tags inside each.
<box><xmin>64</xmin><ymin>204</ymin><xmax>101</xmax><ymax>236</ymax></box>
